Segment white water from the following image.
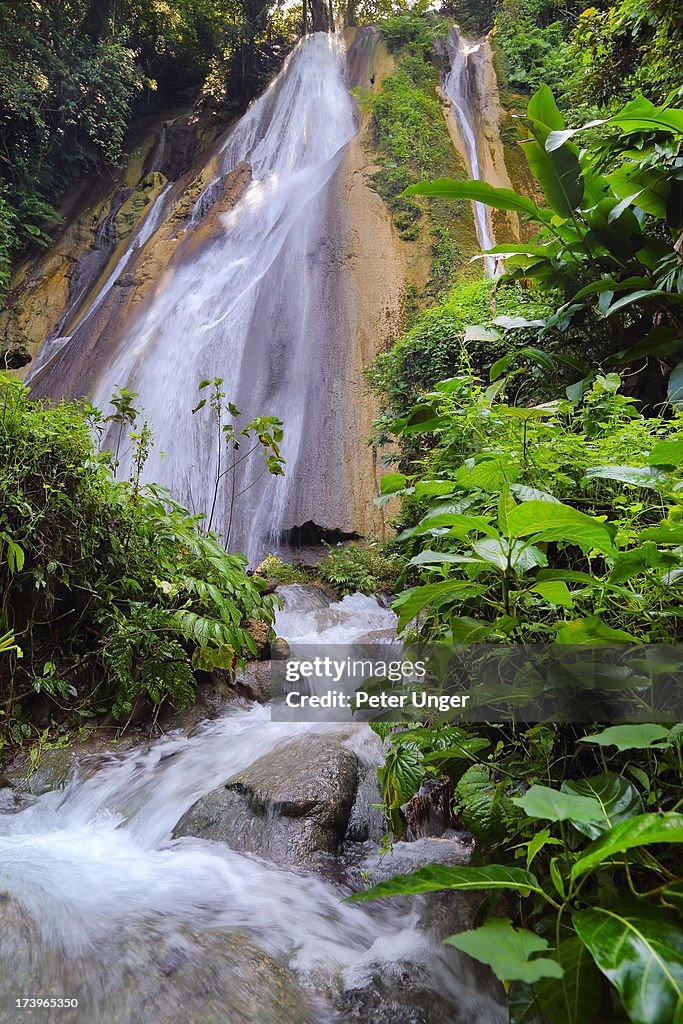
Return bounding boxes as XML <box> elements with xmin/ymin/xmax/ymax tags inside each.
<box><xmin>0</xmin><ymin>588</ymin><xmax>504</xmax><ymax>1022</ymax></box>
<box><xmin>443</xmin><ymin>29</ymin><xmax>499</xmax><ymax>277</ymax></box>
<box><xmin>86</xmin><ymin>33</ymin><xmax>359</xmax><ymax>561</ymax></box>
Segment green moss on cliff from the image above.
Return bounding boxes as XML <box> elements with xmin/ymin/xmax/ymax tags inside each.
<box><xmin>363</xmin><ymin>15</ymin><xmax>479</xmax><ymax>301</ymax></box>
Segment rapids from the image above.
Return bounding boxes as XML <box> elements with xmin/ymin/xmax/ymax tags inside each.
<box><xmin>0</xmin><ymin>587</ymin><xmax>505</xmax><ymax>1023</ymax></box>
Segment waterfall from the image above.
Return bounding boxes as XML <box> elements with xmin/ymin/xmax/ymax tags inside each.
<box><xmin>442</xmin><ymin>28</ymin><xmax>500</xmax><ymax>277</ymax></box>
<box><xmin>98</xmin><ymin>33</ymin><xmax>357</xmax><ymax>561</ymax></box>
<box><xmin>31</xmin><ymin>32</ymin><xmax>395</xmax><ymax>563</ymax></box>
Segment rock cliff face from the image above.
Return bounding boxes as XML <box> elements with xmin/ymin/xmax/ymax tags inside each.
<box><xmin>0</xmin><ymin>110</ymin><xmax>226</xmax><ymax>370</ymax></box>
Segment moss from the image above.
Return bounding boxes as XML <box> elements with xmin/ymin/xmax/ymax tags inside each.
<box><xmin>367</xmin><ymin>28</ymin><xmax>478</xmax><ymax>302</ymax></box>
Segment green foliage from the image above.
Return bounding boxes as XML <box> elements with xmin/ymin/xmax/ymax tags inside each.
<box><xmin>253</xmin><ymin>553</ymin><xmax>311</xmax><ymax>586</ymax></box>
<box><xmin>363</xmin><ymin>19</ymin><xmax>475</xmax><ymax>298</ymax></box>
<box><xmin>494</xmin><ymin>8</ymin><xmax>570</xmax><ymax>96</ymax></box>
<box><xmin>366</xmin><ymin>278</ymin><xmax>532</xmax><ymax>427</ymax></box>
<box><xmin>354</xmin><ymin>724</ymin><xmax>683</xmax><ymax>1024</ymax></box>
<box><xmin>319</xmin><ymin>543</ymin><xmax>406</xmax><ymax>597</ymax></box>
<box><xmin>493</xmin><ymin>0</ymin><xmax>683</xmax><ymax>111</ymax></box>
<box><xmin>378</xmin><ymin>370</ymin><xmax>683</xmax><ymax>642</ymax></box>
<box><xmin>377</xmin><ymin>11</ymin><xmax>444</xmax><ymax>58</ymax></box>
<box><xmin>0</xmin><ymin>4</ymin><xmax>145</xmax><ymax>279</ymax></box>
<box><xmin>570</xmin><ymin>0</ymin><xmax>683</xmax><ymax>108</ymax></box>
<box><xmin>407</xmin><ymin>87</ymin><xmax>683</xmax><ymax>404</ymax></box>
<box><xmin>0</xmin><ymin>375</ymin><xmax>275</xmax><ymax>746</ymax></box>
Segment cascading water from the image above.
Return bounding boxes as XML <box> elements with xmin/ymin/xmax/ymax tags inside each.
<box><xmin>0</xmin><ymin>587</ymin><xmax>506</xmax><ymax>1023</ymax></box>
<box><xmin>442</xmin><ymin>28</ymin><xmax>500</xmax><ymax>277</ymax></box>
<box><xmin>32</xmin><ymin>33</ymin><xmax>379</xmax><ymax>563</ymax></box>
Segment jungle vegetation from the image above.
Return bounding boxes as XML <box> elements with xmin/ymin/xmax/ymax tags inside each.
<box><xmin>356</xmin><ymin>8</ymin><xmax>683</xmax><ymax>1023</ymax></box>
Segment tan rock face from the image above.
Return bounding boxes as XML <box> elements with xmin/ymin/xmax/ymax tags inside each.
<box><xmin>113</xmin><ymin>172</ymin><xmax>168</xmax><ymax>243</ymax></box>
<box><xmin>0</xmin><ymin>108</ymin><xmax>226</xmax><ymax>370</ymax></box>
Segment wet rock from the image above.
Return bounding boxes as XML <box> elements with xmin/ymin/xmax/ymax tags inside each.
<box><xmin>233</xmin><ymin>660</ymin><xmax>275</xmax><ymax>703</ymax></box>
<box><xmin>0</xmin><ymin>775</ymin><xmax>32</xmax><ymax>814</ymax></box>
<box><xmin>6</xmin><ymin>747</ymin><xmax>75</xmax><ymax>795</ymax></box>
<box><xmin>335</xmin><ymin>964</ymin><xmax>468</xmax><ymax>1024</ymax></box>
<box><xmin>113</xmin><ymin>171</ymin><xmax>168</xmax><ymax>242</ymax></box>
<box><xmin>0</xmin><ymin>896</ymin><xmax>313</xmax><ymax>1024</ymax></box>
<box><xmin>349</xmin><ymin>835</ymin><xmax>476</xmax><ymax>939</ymax></box>
<box><xmin>174</xmin><ymin>735</ymin><xmax>358</xmax><ymax>867</ymax></box>
<box><xmin>277</xmin><ymin>583</ymin><xmax>334</xmax><ymax>612</ymax></box>
<box><xmin>112</xmin><ymin>926</ymin><xmax>313</xmax><ymax>1024</ymax></box>
<box><xmin>343</xmin><ymin>743</ymin><xmax>385</xmax><ymax>844</ymax></box>
<box><xmin>270</xmin><ymin>636</ymin><xmax>291</xmax><ymax>659</ymax></box>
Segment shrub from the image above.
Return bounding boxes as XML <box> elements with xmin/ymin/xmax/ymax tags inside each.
<box><xmin>0</xmin><ymin>376</ymin><xmax>275</xmax><ymax>746</ymax></box>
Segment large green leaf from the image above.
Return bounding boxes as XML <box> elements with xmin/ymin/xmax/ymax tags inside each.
<box><xmin>609</xmin><ymin>543</ymin><xmax>675</xmax><ymax>584</ymax></box>
<box><xmin>513</xmin><ymin>785</ymin><xmax>604</xmax><ymax>825</ymax></box>
<box><xmin>606</xmin><ymin>289</ymin><xmax>674</xmax><ymax>317</ymax></box>
<box><xmin>579</xmin><ymin>724</ymin><xmax>672</xmax><ymax>751</ymax></box>
<box><xmin>562</xmin><ymin>773</ymin><xmax>642</xmax><ymax>839</ymax></box>
<box><xmin>608</xmin><ymin>96</ymin><xmax>683</xmax><ymax>136</ymax></box>
<box><xmin>531</xmin><ymin>580</ymin><xmax>574</xmax><ymax>609</ymax></box>
<box><xmin>471</xmin><ymin>537</ymin><xmax>548</xmax><ymax>573</ymax></box>
<box><xmin>523</xmin><ymin>127</ymin><xmax>584</xmax><ymax>217</ymax></box>
<box><xmin>378</xmin><ymin>744</ymin><xmax>424</xmax><ymax>809</ymax></box>
<box><xmin>392</xmin><ymin>579</ymin><xmax>487</xmax><ymax>631</ymax></box>
<box><xmin>608</xmin><ymin>164</ymin><xmax>670</xmax><ymax>219</ymax></box>
<box><xmin>506</xmin><ymin>501</ymin><xmax>616</xmax><ymax>554</ymax></box>
<box><xmin>456</xmin><ymin>457</ymin><xmax>519</xmax><ymax>491</ymax></box>
<box><xmin>571</xmin><ymin>813</ymin><xmax>683</xmax><ymax>880</ymax></box>
<box><xmin>533</xmin><ymin>936</ymin><xmax>602</xmax><ymax>1024</ymax></box>
<box><xmin>584</xmin><ymin>465</ymin><xmax>668</xmax><ymax>489</ymax></box>
<box><xmin>611</xmin><ymin>326</ymin><xmax>683</xmax><ymax>365</ymax></box>
<box><xmin>648</xmin><ymin>438</ymin><xmax>683</xmax><ymax>467</ymax></box>
<box><xmin>403</xmin><ymin>178</ymin><xmax>542</xmax><ymax>218</ymax></box>
<box><xmin>348</xmin><ymin>864</ymin><xmax>543</xmax><ymax>903</ymax></box>
<box><xmin>554</xmin><ymin>615</ymin><xmax>640</xmax><ymax>644</ymax></box>
<box><xmin>444</xmin><ymin>918</ymin><xmax>564</xmax><ymax>984</ymax></box>
<box><xmin>380</xmin><ymin>472</ymin><xmax>407</xmax><ymax>495</ymax></box>
<box><xmin>574</xmin><ymin>901</ymin><xmax>683</xmax><ymax>1024</ymax></box>
<box><xmin>528</xmin><ymin>84</ymin><xmax>565</xmax><ymax>132</ymax></box>
<box><xmin>510</xmin><ymin>484</ymin><xmax>561</xmax><ymax>504</ymax></box>
<box><xmin>640</xmin><ymin>522</ymin><xmax>683</xmax><ymax>544</ymax></box>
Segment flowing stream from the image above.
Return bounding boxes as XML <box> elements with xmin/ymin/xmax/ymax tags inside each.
<box><xmin>443</xmin><ymin>28</ymin><xmax>500</xmax><ymax>277</ymax></box>
<box><xmin>0</xmin><ymin>587</ymin><xmax>504</xmax><ymax>1023</ymax></box>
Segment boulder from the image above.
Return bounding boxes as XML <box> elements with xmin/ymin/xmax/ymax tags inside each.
<box><xmin>174</xmin><ymin>735</ymin><xmax>358</xmax><ymax>867</ymax></box>
<box><xmin>233</xmin><ymin>660</ymin><xmax>275</xmax><ymax>703</ymax></box>
<box><xmin>270</xmin><ymin>636</ymin><xmax>291</xmax><ymax>659</ymax></box>
<box><xmin>0</xmin><ymin>895</ymin><xmax>313</xmax><ymax>1024</ymax></box>
<box><xmin>6</xmin><ymin>747</ymin><xmax>75</xmax><ymax>795</ymax></box>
